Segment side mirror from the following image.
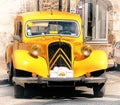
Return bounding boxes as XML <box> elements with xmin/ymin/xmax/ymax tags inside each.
<box><xmin>13</xmin><ymin>35</ymin><xmax>21</xmax><ymax>42</ymax></box>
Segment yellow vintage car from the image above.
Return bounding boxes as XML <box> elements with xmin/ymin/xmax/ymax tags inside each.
<box><xmin>5</xmin><ymin>11</ymin><xmax>108</xmax><ymax>98</ymax></box>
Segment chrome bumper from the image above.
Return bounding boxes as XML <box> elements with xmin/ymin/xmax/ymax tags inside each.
<box><xmin>13</xmin><ymin>76</ymin><xmax>107</xmax><ymax>87</ymax></box>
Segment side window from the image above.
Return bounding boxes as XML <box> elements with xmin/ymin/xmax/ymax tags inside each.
<box><xmin>16</xmin><ymin>22</ymin><xmax>22</xmax><ymax>38</ymax></box>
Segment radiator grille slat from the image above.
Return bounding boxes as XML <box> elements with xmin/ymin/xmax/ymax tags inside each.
<box><xmin>48</xmin><ymin>42</ymin><xmax>72</xmax><ymax>70</ymax></box>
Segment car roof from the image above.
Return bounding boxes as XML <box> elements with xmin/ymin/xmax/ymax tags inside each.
<box><xmin>17</xmin><ymin>11</ymin><xmax>82</xmax><ymax>22</ymax></box>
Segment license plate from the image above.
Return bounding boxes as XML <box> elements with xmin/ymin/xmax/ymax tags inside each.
<box><xmin>50</xmin><ymin>66</ymin><xmax>74</xmax><ymax>78</ymax></box>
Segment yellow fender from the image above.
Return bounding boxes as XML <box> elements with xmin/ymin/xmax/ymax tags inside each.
<box><xmin>74</xmin><ymin>50</ymin><xmax>108</xmax><ymax>77</ymax></box>
<box><xmin>13</xmin><ymin>50</ymin><xmax>48</xmax><ymax>78</ymax></box>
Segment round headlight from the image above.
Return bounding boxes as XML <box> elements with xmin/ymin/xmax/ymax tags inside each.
<box><xmin>81</xmin><ymin>45</ymin><xmax>92</xmax><ymax>57</ymax></box>
<box><xmin>30</xmin><ymin>44</ymin><xmax>41</xmax><ymax>58</ymax></box>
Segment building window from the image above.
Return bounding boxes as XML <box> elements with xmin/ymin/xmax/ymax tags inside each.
<box><xmin>83</xmin><ymin>0</ymin><xmax>108</xmax><ymax>43</ymax></box>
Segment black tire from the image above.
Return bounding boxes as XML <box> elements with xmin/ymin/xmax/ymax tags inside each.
<box><xmin>92</xmin><ymin>70</ymin><xmax>106</xmax><ymax>97</ymax></box>
<box><xmin>117</xmin><ymin>64</ymin><xmax>120</xmax><ymax>71</ymax></box>
<box><xmin>8</xmin><ymin>75</ymin><xmax>13</xmax><ymax>85</ymax></box>
<box><xmin>93</xmin><ymin>83</ymin><xmax>105</xmax><ymax>97</ymax></box>
<box><xmin>7</xmin><ymin>62</ymin><xmax>14</xmax><ymax>85</ymax></box>
<box><xmin>14</xmin><ymin>84</ymin><xmax>24</xmax><ymax>98</ymax></box>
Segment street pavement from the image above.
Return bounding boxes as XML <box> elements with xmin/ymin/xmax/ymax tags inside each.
<box><xmin>0</xmin><ymin>60</ymin><xmax>120</xmax><ymax>105</ymax></box>
<box><xmin>0</xmin><ymin>70</ymin><xmax>120</xmax><ymax>105</ymax></box>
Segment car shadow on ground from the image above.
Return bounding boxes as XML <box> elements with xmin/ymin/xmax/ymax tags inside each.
<box><xmin>23</xmin><ymin>86</ymin><xmax>95</xmax><ymax>99</ymax></box>
<box><xmin>0</xmin><ymin>66</ymin><xmax>118</xmax><ymax>99</ymax></box>
<box><xmin>0</xmin><ymin>80</ymin><xmax>96</xmax><ymax>99</ymax></box>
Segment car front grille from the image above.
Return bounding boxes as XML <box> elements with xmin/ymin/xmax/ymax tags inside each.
<box><xmin>48</xmin><ymin>42</ymin><xmax>72</xmax><ymax>70</ymax></box>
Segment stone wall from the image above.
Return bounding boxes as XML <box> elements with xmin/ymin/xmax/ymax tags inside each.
<box><xmin>41</xmin><ymin>0</ymin><xmax>59</xmax><ymax>10</ymax></box>
<box><xmin>0</xmin><ymin>0</ymin><xmax>38</xmax><ymax>59</ymax></box>
<box><xmin>0</xmin><ymin>0</ymin><xmax>19</xmax><ymax>58</ymax></box>
<box><xmin>40</xmin><ymin>0</ymin><xmax>80</xmax><ymax>12</ymax></box>
<box><xmin>1</xmin><ymin>0</ymin><xmax>120</xmax><ymax>61</ymax></box>
<box><xmin>108</xmin><ymin>0</ymin><xmax>120</xmax><ymax>42</ymax></box>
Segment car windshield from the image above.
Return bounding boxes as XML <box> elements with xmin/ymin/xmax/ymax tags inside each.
<box><xmin>26</xmin><ymin>20</ymin><xmax>80</xmax><ymax>37</ymax></box>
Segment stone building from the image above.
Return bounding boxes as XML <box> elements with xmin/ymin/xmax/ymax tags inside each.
<box><xmin>0</xmin><ymin>0</ymin><xmax>120</xmax><ymax>64</ymax></box>
<box><xmin>40</xmin><ymin>0</ymin><xmax>120</xmax><ymax>60</ymax></box>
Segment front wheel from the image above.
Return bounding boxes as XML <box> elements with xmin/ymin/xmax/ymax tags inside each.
<box><xmin>8</xmin><ymin>74</ymin><xmax>13</xmax><ymax>85</ymax></box>
<box><xmin>14</xmin><ymin>84</ymin><xmax>24</xmax><ymax>98</ymax></box>
<box><xmin>92</xmin><ymin>70</ymin><xmax>106</xmax><ymax>97</ymax></box>
<box><xmin>7</xmin><ymin>62</ymin><xmax>14</xmax><ymax>85</ymax></box>
<box><xmin>93</xmin><ymin>83</ymin><xmax>105</xmax><ymax>97</ymax></box>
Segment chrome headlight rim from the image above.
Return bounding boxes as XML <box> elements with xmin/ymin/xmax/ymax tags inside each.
<box><xmin>81</xmin><ymin>45</ymin><xmax>92</xmax><ymax>57</ymax></box>
<box><xmin>30</xmin><ymin>44</ymin><xmax>41</xmax><ymax>58</ymax></box>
